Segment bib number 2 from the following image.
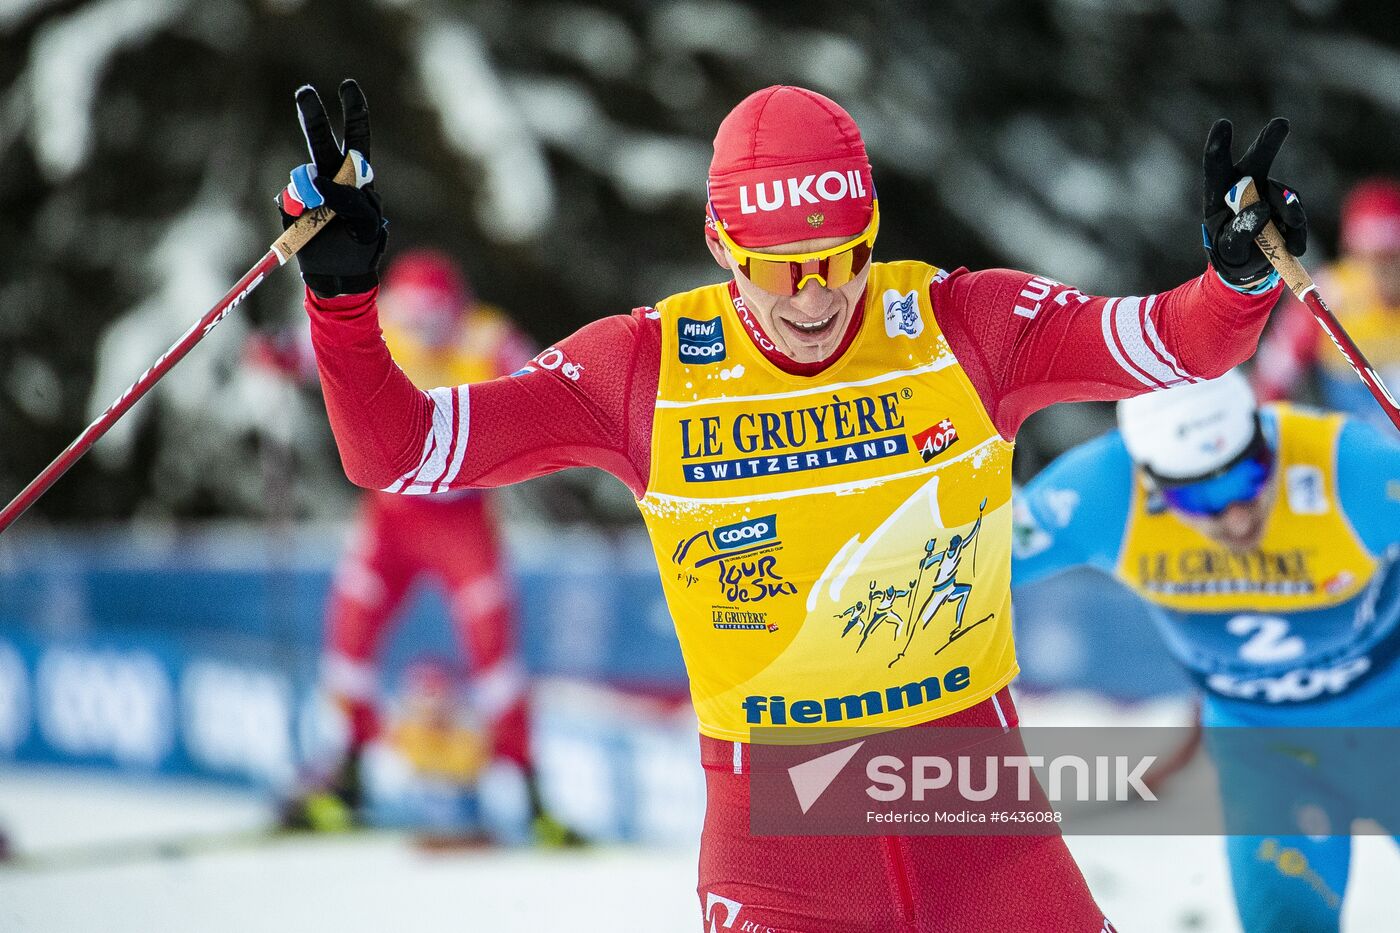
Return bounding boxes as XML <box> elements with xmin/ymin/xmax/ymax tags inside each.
<box><xmin>1227</xmin><ymin>614</ymin><xmax>1305</xmax><ymax>664</ymax></box>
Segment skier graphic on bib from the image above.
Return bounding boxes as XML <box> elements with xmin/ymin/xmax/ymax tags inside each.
<box><xmin>835</xmin><ymin>599</ymin><xmax>867</xmax><ymax>638</ymax></box>
<box><xmin>894</xmin><ymin>497</ymin><xmax>991</xmax><ymax>666</ymax></box>
<box><xmin>860</xmin><ymin>582</ymin><xmax>911</xmax><ymax>649</ymax></box>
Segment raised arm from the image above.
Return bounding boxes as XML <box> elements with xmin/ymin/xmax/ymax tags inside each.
<box><xmin>307</xmin><ymin>289</ymin><xmax>658</xmax><ymax>498</ymax></box>
<box><xmin>270</xmin><ymin>81</ymin><xmax>659</xmax><ymax>499</ymax></box>
<box><xmin>936</xmin><ymin>266</ymin><xmax>1282</xmax><ymax>438</ymax></box>
<box><xmin>938</xmin><ymin>117</ymin><xmax>1307</xmax><ymax>439</ymax></box>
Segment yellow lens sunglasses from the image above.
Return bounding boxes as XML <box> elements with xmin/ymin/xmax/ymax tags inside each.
<box><xmin>710</xmin><ymin>200</ymin><xmax>880</xmax><ymax>296</ymax></box>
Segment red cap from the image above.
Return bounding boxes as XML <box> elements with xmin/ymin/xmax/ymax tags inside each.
<box><xmin>382</xmin><ymin>248</ymin><xmax>472</xmax><ymax>323</ymax></box>
<box><xmin>707</xmin><ymin>86</ymin><xmax>874</xmax><ymax>249</ymax></box>
<box><xmin>1341</xmin><ymin>178</ymin><xmax>1400</xmax><ymax>255</ymax></box>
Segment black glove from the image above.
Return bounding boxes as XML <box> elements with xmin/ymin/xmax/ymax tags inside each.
<box><xmin>277</xmin><ymin>79</ymin><xmax>387</xmax><ymax>298</ymax></box>
<box><xmin>1201</xmin><ymin>118</ymin><xmax>1306</xmax><ymax>289</ymax></box>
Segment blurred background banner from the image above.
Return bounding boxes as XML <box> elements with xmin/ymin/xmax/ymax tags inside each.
<box><xmin>0</xmin><ymin>524</ymin><xmax>1183</xmax><ymax>828</ymax></box>
<box><xmin>0</xmin><ymin>525</ymin><xmax>710</xmax><ymax>840</ymax></box>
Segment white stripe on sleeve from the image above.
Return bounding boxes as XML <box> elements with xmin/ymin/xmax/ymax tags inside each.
<box><xmin>1100</xmin><ymin>298</ymin><xmax>1156</xmax><ymax>388</ymax></box>
<box><xmin>437</xmin><ymin>385</ymin><xmax>472</xmax><ymax>492</ymax></box>
<box><xmin>1104</xmin><ymin>296</ymin><xmax>1196</xmax><ymax>390</ymax></box>
<box><xmin>1139</xmin><ymin>295</ymin><xmax>1197</xmax><ymax>384</ymax></box>
<box><xmin>381</xmin><ymin>385</ymin><xmax>471</xmax><ymax>495</ymax></box>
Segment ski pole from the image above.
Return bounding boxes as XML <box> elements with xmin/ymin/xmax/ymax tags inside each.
<box><xmin>0</xmin><ymin>156</ymin><xmax>357</xmax><ymax>535</ymax></box>
<box><xmin>1227</xmin><ymin>176</ymin><xmax>1400</xmax><ymax>432</ymax></box>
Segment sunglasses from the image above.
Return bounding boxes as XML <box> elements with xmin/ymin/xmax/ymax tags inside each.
<box><xmin>1148</xmin><ymin>422</ymin><xmax>1275</xmax><ymax>518</ymax></box>
<box><xmin>709</xmin><ymin>200</ymin><xmax>879</xmax><ymax>297</ymax></box>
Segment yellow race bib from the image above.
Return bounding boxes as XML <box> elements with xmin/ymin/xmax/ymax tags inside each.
<box><xmin>639</xmin><ymin>262</ymin><xmax>1019</xmax><ymax>741</ymax></box>
<box><xmin>1117</xmin><ymin>405</ymin><xmax>1376</xmax><ymax>613</ymax></box>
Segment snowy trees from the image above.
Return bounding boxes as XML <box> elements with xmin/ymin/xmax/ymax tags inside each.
<box><xmin>1</xmin><ymin>0</ymin><xmax>1395</xmax><ymax>519</ymax></box>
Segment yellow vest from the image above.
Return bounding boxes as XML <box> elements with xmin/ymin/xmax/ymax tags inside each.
<box><xmin>1116</xmin><ymin>405</ymin><xmax>1376</xmax><ymax>613</ymax></box>
<box><xmin>382</xmin><ymin>304</ymin><xmax>518</xmax><ymax>388</ymax></box>
<box><xmin>1318</xmin><ymin>260</ymin><xmax>1400</xmax><ymax>377</ymax></box>
<box><xmin>639</xmin><ymin>262</ymin><xmax>1018</xmax><ymax>741</ymax></box>
<box><xmin>388</xmin><ymin>720</ymin><xmax>489</xmax><ymax>783</ymax></box>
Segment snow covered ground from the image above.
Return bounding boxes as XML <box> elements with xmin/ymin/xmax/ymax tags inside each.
<box><xmin>2</xmin><ymin>764</ymin><xmax>1398</xmax><ymax>932</ymax></box>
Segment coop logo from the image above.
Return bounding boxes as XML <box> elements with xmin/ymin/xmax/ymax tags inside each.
<box><xmin>714</xmin><ymin>515</ymin><xmax>777</xmax><ymax>551</ymax></box>
<box><xmin>737</xmin><ymin>169</ymin><xmax>869</xmax><ymax>214</ymax></box>
<box><xmin>678</xmin><ymin>316</ymin><xmax>726</xmax><ymax>364</ymax></box>
<box><xmin>36</xmin><ymin>647</ymin><xmax>174</xmax><ymax>766</ymax></box>
<box><xmin>673</xmin><ymin>515</ymin><xmax>796</xmax><ymax>605</ymax></box>
<box><xmin>182</xmin><ymin>661</ymin><xmax>295</xmax><ymax>784</ymax></box>
<box><xmin>913</xmin><ymin>418</ymin><xmax>959</xmax><ymax>462</ymax></box>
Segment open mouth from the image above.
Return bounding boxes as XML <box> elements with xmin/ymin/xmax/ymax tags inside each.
<box><xmin>779</xmin><ymin>310</ymin><xmax>839</xmax><ymax>338</ymax></box>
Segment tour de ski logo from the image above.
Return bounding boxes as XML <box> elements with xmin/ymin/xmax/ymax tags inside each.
<box><xmin>882</xmin><ymin>288</ymin><xmax>923</xmax><ymax>339</ymax></box>
<box><xmin>677</xmin><ymin>316</ymin><xmax>726</xmax><ymax>365</ymax></box>
<box><xmin>672</xmin><ymin>514</ymin><xmax>796</xmax><ymax>626</ymax></box>
<box><xmin>913</xmin><ymin>418</ymin><xmax>959</xmax><ymax>462</ymax></box>
<box><xmin>834</xmin><ymin>497</ymin><xmax>994</xmax><ymax>668</ymax></box>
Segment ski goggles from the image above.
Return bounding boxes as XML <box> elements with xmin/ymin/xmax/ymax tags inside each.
<box><xmin>709</xmin><ymin>200</ymin><xmax>879</xmax><ymax>296</ymax></box>
<box><xmin>1147</xmin><ymin>421</ymin><xmax>1275</xmax><ymax>517</ymax></box>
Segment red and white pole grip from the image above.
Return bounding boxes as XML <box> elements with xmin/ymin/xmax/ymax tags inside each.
<box><xmin>0</xmin><ymin>156</ymin><xmax>357</xmax><ymax>535</ymax></box>
<box><xmin>1226</xmin><ymin>176</ymin><xmax>1400</xmax><ymax>432</ymax></box>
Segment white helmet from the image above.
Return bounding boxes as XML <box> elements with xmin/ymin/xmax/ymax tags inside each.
<box><xmin>1117</xmin><ymin>370</ymin><xmax>1259</xmax><ymax>482</ymax></box>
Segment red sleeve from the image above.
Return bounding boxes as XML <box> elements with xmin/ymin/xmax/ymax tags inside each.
<box><xmin>306</xmin><ymin>288</ymin><xmax>659</xmax><ymax>498</ymax></box>
<box><xmin>1252</xmin><ymin>290</ymin><xmax>1321</xmax><ymax>402</ymax></box>
<box><xmin>934</xmin><ymin>267</ymin><xmax>1282</xmax><ymax>439</ymax></box>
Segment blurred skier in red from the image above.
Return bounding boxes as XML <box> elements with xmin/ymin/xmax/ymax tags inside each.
<box><xmin>281</xmin><ymin>249</ymin><xmax>571</xmax><ymax>841</ymax></box>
